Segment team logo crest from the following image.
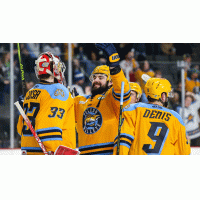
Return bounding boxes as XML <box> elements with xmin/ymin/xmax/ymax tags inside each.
<box><xmin>83</xmin><ymin>107</ymin><xmax>102</xmax><ymax>134</ymax></box>
<box><xmin>54</xmin><ymin>89</ymin><xmax>65</xmax><ymax>97</ymax></box>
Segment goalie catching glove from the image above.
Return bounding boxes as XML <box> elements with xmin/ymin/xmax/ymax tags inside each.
<box><xmin>95</xmin><ymin>43</ymin><xmax>120</xmax><ymax>67</ymax></box>
<box><xmin>54</xmin><ymin>145</ymin><xmax>80</xmax><ymax>155</ymax></box>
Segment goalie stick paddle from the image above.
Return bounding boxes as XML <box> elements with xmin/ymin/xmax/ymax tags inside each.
<box><xmin>17</xmin><ymin>43</ymin><xmax>26</xmax><ymax>96</ymax></box>
<box><xmin>14</xmin><ymin>101</ymin><xmax>48</xmax><ymax>155</ymax></box>
<box><xmin>117</xmin><ymin>81</ymin><xmax>125</xmax><ymax>155</ymax></box>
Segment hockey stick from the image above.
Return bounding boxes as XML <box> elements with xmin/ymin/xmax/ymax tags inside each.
<box><xmin>14</xmin><ymin>101</ymin><xmax>48</xmax><ymax>155</ymax></box>
<box><xmin>17</xmin><ymin>43</ymin><xmax>26</xmax><ymax>96</ymax></box>
<box><xmin>117</xmin><ymin>81</ymin><xmax>125</xmax><ymax>155</ymax></box>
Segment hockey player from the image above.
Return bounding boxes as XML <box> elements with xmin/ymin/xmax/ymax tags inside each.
<box><xmin>114</xmin><ymin>77</ymin><xmax>191</xmax><ymax>155</ymax></box>
<box><xmin>74</xmin><ymin>43</ymin><xmax>131</xmax><ymax>155</ymax></box>
<box><xmin>129</xmin><ymin>82</ymin><xmax>142</xmax><ymax>104</ymax></box>
<box><xmin>17</xmin><ymin>52</ymin><xmax>76</xmax><ymax>155</ymax></box>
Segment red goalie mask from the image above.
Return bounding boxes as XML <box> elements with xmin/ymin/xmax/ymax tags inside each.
<box><xmin>35</xmin><ymin>52</ymin><xmax>66</xmax><ymax>84</ymax></box>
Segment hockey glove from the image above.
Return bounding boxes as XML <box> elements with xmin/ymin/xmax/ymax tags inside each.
<box><xmin>95</xmin><ymin>43</ymin><xmax>120</xmax><ymax>67</ymax></box>
<box><xmin>18</xmin><ymin>95</ymin><xmax>24</xmax><ymax>108</ymax></box>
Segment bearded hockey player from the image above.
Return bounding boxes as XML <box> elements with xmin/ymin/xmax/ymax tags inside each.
<box><xmin>114</xmin><ymin>77</ymin><xmax>191</xmax><ymax>155</ymax></box>
<box><xmin>17</xmin><ymin>52</ymin><xmax>76</xmax><ymax>155</ymax></box>
<box><xmin>74</xmin><ymin>43</ymin><xmax>131</xmax><ymax>155</ymax></box>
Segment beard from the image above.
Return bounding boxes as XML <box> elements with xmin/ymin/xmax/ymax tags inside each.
<box><xmin>91</xmin><ymin>82</ymin><xmax>109</xmax><ymax>97</ymax></box>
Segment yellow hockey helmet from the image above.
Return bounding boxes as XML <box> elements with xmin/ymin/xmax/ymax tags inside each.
<box><xmin>129</xmin><ymin>82</ymin><xmax>142</xmax><ymax>99</ymax></box>
<box><xmin>89</xmin><ymin>65</ymin><xmax>111</xmax><ymax>82</ymax></box>
<box><xmin>144</xmin><ymin>78</ymin><xmax>173</xmax><ymax>100</ymax></box>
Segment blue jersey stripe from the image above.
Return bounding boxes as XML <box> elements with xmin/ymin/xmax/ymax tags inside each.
<box><xmin>112</xmin><ymin>93</ymin><xmax>130</xmax><ymax>102</ymax></box>
<box><xmin>79</xmin><ymin>142</ymin><xmax>114</xmax><ymax>152</ymax></box>
<box><xmin>114</xmin><ymin>141</ymin><xmax>131</xmax><ymax>149</ymax></box>
<box><xmin>36</xmin><ymin>127</ymin><xmax>62</xmax><ymax>134</ymax></box>
<box><xmin>40</xmin><ymin>138</ymin><xmax>63</xmax><ymax>142</ymax></box>
<box><xmin>112</xmin><ymin>88</ymin><xmax>131</xmax><ymax>97</ymax></box>
<box><xmin>123</xmin><ymin>102</ymin><xmax>185</xmax><ymax>126</ymax></box>
<box><xmin>21</xmin><ymin>147</ymin><xmax>43</xmax><ymax>152</ymax></box>
<box><xmin>81</xmin><ymin>150</ymin><xmax>113</xmax><ymax>155</ymax></box>
<box><xmin>114</xmin><ymin>133</ymin><xmax>134</xmax><ymax>142</ymax></box>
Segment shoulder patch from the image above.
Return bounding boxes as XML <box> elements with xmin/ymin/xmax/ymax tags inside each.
<box><xmin>54</xmin><ymin>89</ymin><xmax>65</xmax><ymax>97</ymax></box>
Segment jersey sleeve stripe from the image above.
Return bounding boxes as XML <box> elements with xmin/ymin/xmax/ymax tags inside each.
<box><xmin>39</xmin><ymin>135</ymin><xmax>63</xmax><ymax>142</ymax></box>
<box><xmin>21</xmin><ymin>147</ymin><xmax>43</xmax><ymax>152</ymax></box>
<box><xmin>79</xmin><ymin>142</ymin><xmax>114</xmax><ymax>151</ymax></box>
<box><xmin>112</xmin><ymin>92</ymin><xmax>131</xmax><ymax>102</ymax></box>
<box><xmin>81</xmin><ymin>150</ymin><xmax>113</xmax><ymax>155</ymax></box>
<box><xmin>112</xmin><ymin>88</ymin><xmax>131</xmax><ymax>97</ymax></box>
<box><xmin>114</xmin><ymin>140</ymin><xmax>132</xmax><ymax>149</ymax></box>
<box><xmin>114</xmin><ymin>133</ymin><xmax>134</xmax><ymax>142</ymax></box>
<box><xmin>36</xmin><ymin>127</ymin><xmax>62</xmax><ymax>134</ymax></box>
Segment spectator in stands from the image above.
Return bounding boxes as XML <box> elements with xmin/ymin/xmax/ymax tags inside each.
<box><xmin>71</xmin><ymin>70</ymin><xmax>85</xmax><ymax>96</ymax></box>
<box><xmin>72</xmin><ymin>58</ymin><xmax>89</xmax><ymax>85</ymax></box>
<box><xmin>0</xmin><ymin>53</ymin><xmax>19</xmax><ymax>104</ymax></box>
<box><xmin>79</xmin><ymin>51</ymin><xmax>100</xmax><ymax>83</ymax></box>
<box><xmin>120</xmin><ymin>49</ymin><xmax>137</xmax><ymax>82</ymax></box>
<box><xmin>74</xmin><ymin>45</ymin><xmax>89</xmax><ymax>61</ymax></box>
<box><xmin>183</xmin><ymin>54</ymin><xmax>193</xmax><ymax>70</ymax></box>
<box><xmin>185</xmin><ymin>67</ymin><xmax>200</xmax><ymax>93</ymax></box>
<box><xmin>176</xmin><ymin>91</ymin><xmax>200</xmax><ymax>146</ymax></box>
<box><xmin>42</xmin><ymin>43</ymin><xmax>61</xmax><ymax>57</ymax></box>
<box><xmin>160</xmin><ymin>43</ymin><xmax>176</xmax><ymax>56</ymax></box>
<box><xmin>174</xmin><ymin>81</ymin><xmax>182</xmax><ymax>104</ymax></box>
<box><xmin>133</xmin><ymin>55</ymin><xmax>155</xmax><ymax>91</ymax></box>
<box><xmin>0</xmin><ymin>44</ymin><xmax>10</xmax><ymax>57</ymax></box>
<box><xmin>154</xmin><ymin>69</ymin><xmax>163</xmax><ymax>78</ymax></box>
<box><xmin>168</xmin><ymin>91</ymin><xmax>180</xmax><ymax>111</ymax></box>
<box><xmin>0</xmin><ymin>59</ymin><xmax>7</xmax><ymax>104</ymax></box>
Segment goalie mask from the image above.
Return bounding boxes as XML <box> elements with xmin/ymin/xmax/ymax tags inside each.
<box><xmin>89</xmin><ymin>65</ymin><xmax>111</xmax><ymax>82</ymax></box>
<box><xmin>35</xmin><ymin>52</ymin><xmax>66</xmax><ymax>84</ymax></box>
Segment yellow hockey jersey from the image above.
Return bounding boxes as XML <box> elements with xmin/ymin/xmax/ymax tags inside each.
<box><xmin>74</xmin><ymin>69</ymin><xmax>131</xmax><ymax>155</ymax></box>
<box><xmin>185</xmin><ymin>72</ymin><xmax>200</xmax><ymax>92</ymax></box>
<box><xmin>17</xmin><ymin>82</ymin><xmax>76</xmax><ymax>155</ymax></box>
<box><xmin>113</xmin><ymin>103</ymin><xmax>191</xmax><ymax>155</ymax></box>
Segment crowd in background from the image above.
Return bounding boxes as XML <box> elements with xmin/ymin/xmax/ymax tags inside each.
<box><xmin>0</xmin><ymin>43</ymin><xmax>199</xmax><ymax>148</ymax></box>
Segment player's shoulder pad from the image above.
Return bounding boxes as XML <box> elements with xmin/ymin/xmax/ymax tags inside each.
<box><xmin>123</xmin><ymin>102</ymin><xmax>185</xmax><ymax>126</ymax></box>
<box><xmin>34</xmin><ymin>83</ymin><xmax>70</xmax><ymax>101</ymax></box>
<box><xmin>123</xmin><ymin>102</ymin><xmax>146</xmax><ymax>112</ymax></box>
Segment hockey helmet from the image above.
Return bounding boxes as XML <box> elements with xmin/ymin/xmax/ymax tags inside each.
<box><xmin>35</xmin><ymin>52</ymin><xmax>66</xmax><ymax>84</ymax></box>
<box><xmin>144</xmin><ymin>78</ymin><xmax>173</xmax><ymax>100</ymax></box>
<box><xmin>129</xmin><ymin>82</ymin><xmax>142</xmax><ymax>99</ymax></box>
<box><xmin>89</xmin><ymin>65</ymin><xmax>111</xmax><ymax>82</ymax></box>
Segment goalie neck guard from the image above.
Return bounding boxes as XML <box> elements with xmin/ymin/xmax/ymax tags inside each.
<box><xmin>35</xmin><ymin>52</ymin><xmax>66</xmax><ymax>84</ymax></box>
